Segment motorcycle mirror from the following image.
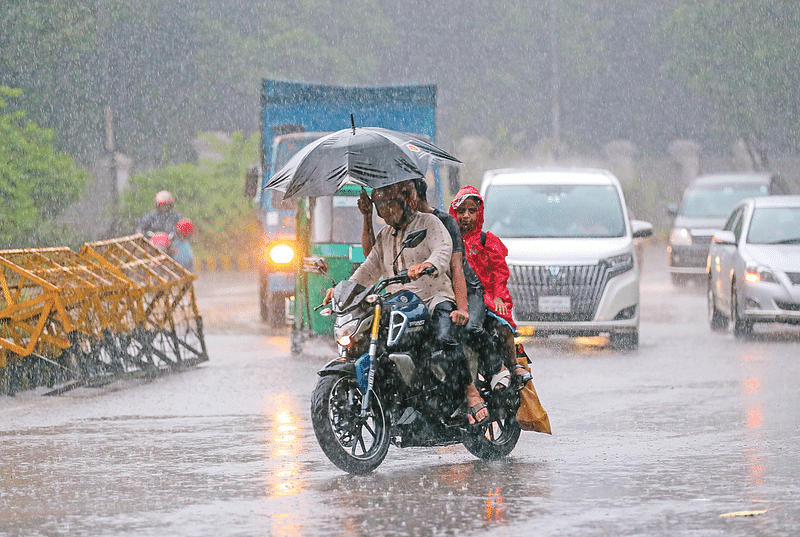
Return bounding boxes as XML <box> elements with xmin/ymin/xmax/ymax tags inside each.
<box><xmin>391</xmin><ymin>229</ymin><xmax>428</xmax><ymax>274</ymax></box>
<box><xmin>402</xmin><ymin>229</ymin><xmax>427</xmax><ymax>249</ymax></box>
<box><xmin>303</xmin><ymin>256</ymin><xmax>336</xmax><ymax>284</ymax></box>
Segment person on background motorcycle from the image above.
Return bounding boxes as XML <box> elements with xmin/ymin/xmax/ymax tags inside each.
<box><xmin>171</xmin><ymin>217</ymin><xmax>196</xmax><ymax>271</ymax></box>
<box><xmin>136</xmin><ymin>190</ymin><xmax>183</xmax><ymax>235</ymax></box>
<box><xmin>331</xmin><ymin>180</ymin><xmax>490</xmax><ymax>425</ymax></box>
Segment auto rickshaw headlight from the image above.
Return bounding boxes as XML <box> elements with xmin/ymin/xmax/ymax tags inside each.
<box><xmin>268</xmin><ymin>243</ymin><xmax>295</xmax><ymax>265</ymax></box>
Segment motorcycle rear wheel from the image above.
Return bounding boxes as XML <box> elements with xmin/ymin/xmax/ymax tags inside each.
<box><xmin>310</xmin><ymin>374</ymin><xmax>390</xmax><ymax>475</ymax></box>
<box><xmin>462</xmin><ymin>407</ymin><xmax>521</xmax><ymax>460</ymax></box>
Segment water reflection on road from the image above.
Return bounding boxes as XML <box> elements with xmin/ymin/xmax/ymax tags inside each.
<box><xmin>2</xmin><ymin>245</ymin><xmax>800</xmax><ymax>536</ymax></box>
<box><xmin>318</xmin><ymin>458</ymin><xmax>551</xmax><ymax>535</ymax></box>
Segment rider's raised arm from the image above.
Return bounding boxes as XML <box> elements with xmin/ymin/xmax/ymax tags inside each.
<box><xmin>358</xmin><ymin>189</ymin><xmax>376</xmax><ymax>257</ymax></box>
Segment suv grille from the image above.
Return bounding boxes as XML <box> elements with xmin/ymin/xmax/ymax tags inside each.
<box><xmin>509</xmin><ymin>262</ymin><xmax>615</xmax><ymax>322</ymax></box>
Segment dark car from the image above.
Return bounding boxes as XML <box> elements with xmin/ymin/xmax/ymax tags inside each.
<box><xmin>667</xmin><ymin>172</ymin><xmax>790</xmax><ymax>285</ymax></box>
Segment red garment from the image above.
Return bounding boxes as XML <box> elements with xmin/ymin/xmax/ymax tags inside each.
<box><xmin>449</xmin><ymin>185</ymin><xmax>516</xmax><ymax>328</ymax></box>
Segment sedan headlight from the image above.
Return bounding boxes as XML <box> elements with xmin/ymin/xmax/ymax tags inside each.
<box><xmin>744</xmin><ymin>265</ymin><xmax>778</xmax><ymax>284</ymax></box>
<box><xmin>669</xmin><ymin>227</ymin><xmax>692</xmax><ymax>246</ymax></box>
<box><xmin>606</xmin><ymin>252</ymin><xmax>634</xmax><ymax>275</ymax></box>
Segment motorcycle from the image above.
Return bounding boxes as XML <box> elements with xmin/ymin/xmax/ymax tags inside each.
<box><xmin>310</xmin><ymin>229</ymin><xmax>521</xmax><ymax>475</ymax></box>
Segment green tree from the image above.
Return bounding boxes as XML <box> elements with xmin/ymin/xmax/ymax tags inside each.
<box><xmin>660</xmin><ymin>0</ymin><xmax>800</xmax><ymax>154</ymax></box>
<box><xmin>0</xmin><ymin>87</ymin><xmax>88</xmax><ymax>249</ymax></box>
<box><xmin>120</xmin><ymin>132</ymin><xmax>261</xmax><ymax>258</ymax></box>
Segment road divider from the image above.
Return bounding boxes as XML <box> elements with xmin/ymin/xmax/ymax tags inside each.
<box><xmin>195</xmin><ymin>253</ymin><xmax>255</xmax><ymax>273</ymax></box>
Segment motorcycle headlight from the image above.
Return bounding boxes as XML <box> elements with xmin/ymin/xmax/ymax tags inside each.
<box><xmin>334</xmin><ymin>318</ymin><xmax>359</xmax><ymax>347</ymax></box>
<box><xmin>606</xmin><ymin>252</ymin><xmax>634</xmax><ymax>275</ymax></box>
<box><xmin>669</xmin><ymin>227</ymin><xmax>692</xmax><ymax>247</ymax></box>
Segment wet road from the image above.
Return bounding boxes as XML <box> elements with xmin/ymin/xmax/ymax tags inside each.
<box><xmin>2</xmin><ymin>242</ymin><xmax>800</xmax><ymax>536</ymax></box>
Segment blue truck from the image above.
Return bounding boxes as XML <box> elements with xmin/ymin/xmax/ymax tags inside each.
<box><xmin>246</xmin><ymin>80</ymin><xmax>457</xmax><ymax>342</ymax></box>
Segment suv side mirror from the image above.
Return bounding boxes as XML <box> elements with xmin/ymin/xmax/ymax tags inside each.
<box><xmin>667</xmin><ymin>203</ymin><xmax>679</xmax><ymax>216</ymax></box>
<box><xmin>631</xmin><ymin>220</ymin><xmax>653</xmax><ymax>239</ymax></box>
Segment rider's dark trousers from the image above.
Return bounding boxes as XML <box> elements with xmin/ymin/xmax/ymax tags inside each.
<box><xmin>430</xmin><ymin>301</ymin><xmax>471</xmax><ymax>394</ymax></box>
<box><xmin>463</xmin><ymin>290</ymin><xmax>504</xmax><ymax>379</ymax></box>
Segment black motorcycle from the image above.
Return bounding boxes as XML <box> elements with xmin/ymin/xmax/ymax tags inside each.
<box><xmin>310</xmin><ymin>229</ymin><xmax>521</xmax><ymax>475</ymax></box>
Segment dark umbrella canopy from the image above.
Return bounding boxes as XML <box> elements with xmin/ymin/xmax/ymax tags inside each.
<box><xmin>263</xmin><ymin>127</ymin><xmax>461</xmax><ymax>199</ymax></box>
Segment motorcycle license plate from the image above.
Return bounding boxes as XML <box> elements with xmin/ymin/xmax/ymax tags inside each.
<box><xmin>538</xmin><ymin>296</ymin><xmax>570</xmax><ymax>313</ymax></box>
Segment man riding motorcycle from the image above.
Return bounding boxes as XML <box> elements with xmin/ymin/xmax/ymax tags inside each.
<box><xmin>136</xmin><ymin>190</ymin><xmax>195</xmax><ymax>271</ymax></box>
<box><xmin>324</xmin><ymin>180</ymin><xmax>490</xmax><ymax>425</ymax></box>
<box><xmin>136</xmin><ymin>190</ymin><xmax>183</xmax><ymax>235</ymax></box>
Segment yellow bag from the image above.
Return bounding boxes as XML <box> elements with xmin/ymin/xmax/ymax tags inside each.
<box><xmin>516</xmin><ymin>344</ymin><xmax>552</xmax><ymax>434</ymax></box>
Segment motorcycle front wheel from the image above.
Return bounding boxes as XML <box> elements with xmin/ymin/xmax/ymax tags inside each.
<box><xmin>310</xmin><ymin>374</ymin><xmax>390</xmax><ymax>475</ymax></box>
<box><xmin>462</xmin><ymin>406</ymin><xmax>521</xmax><ymax>460</ymax></box>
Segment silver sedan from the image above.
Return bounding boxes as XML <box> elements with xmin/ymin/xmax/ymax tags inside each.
<box><xmin>707</xmin><ymin>195</ymin><xmax>800</xmax><ymax>338</ymax></box>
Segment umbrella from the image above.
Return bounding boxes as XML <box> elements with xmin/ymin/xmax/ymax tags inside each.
<box><xmin>263</xmin><ymin>125</ymin><xmax>461</xmax><ymax>199</ymax></box>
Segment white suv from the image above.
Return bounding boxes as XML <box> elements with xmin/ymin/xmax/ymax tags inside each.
<box><xmin>480</xmin><ymin>168</ymin><xmax>653</xmax><ymax>349</ymax></box>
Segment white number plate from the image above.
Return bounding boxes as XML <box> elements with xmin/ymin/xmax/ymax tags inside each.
<box><xmin>538</xmin><ymin>296</ymin><xmax>571</xmax><ymax>313</ymax></box>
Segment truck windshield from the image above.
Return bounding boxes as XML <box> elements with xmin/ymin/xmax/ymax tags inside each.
<box><xmin>269</xmin><ymin>136</ymin><xmax>321</xmax><ymax>210</ymax></box>
<box><xmin>483</xmin><ymin>184</ymin><xmax>625</xmax><ymax>238</ymax></box>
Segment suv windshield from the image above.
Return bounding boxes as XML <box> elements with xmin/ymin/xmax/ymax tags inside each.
<box><xmin>483</xmin><ymin>184</ymin><xmax>625</xmax><ymax>238</ymax></box>
<box><xmin>681</xmin><ymin>183</ymin><xmax>768</xmax><ymax>218</ymax></box>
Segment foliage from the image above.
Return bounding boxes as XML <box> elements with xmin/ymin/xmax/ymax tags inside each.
<box><xmin>0</xmin><ymin>86</ymin><xmax>88</xmax><ymax>249</ymax></box>
<box><xmin>659</xmin><ymin>0</ymin><xmax>800</xmax><ymax>153</ymax></box>
<box><xmin>0</xmin><ymin>0</ymin><xmax>396</xmax><ymax>165</ymax></box>
<box><xmin>120</xmin><ymin>132</ymin><xmax>261</xmax><ymax>257</ymax></box>
<box><xmin>3</xmin><ymin>0</ymin><xmax>800</xmax><ymax>172</ymax></box>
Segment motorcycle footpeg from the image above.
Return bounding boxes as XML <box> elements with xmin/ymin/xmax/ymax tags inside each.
<box><xmin>396</xmin><ymin>406</ymin><xmax>418</xmax><ymax>426</ymax></box>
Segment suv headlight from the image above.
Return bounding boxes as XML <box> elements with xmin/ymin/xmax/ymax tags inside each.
<box><xmin>606</xmin><ymin>252</ymin><xmax>634</xmax><ymax>275</ymax></box>
<box><xmin>669</xmin><ymin>227</ymin><xmax>692</xmax><ymax>246</ymax></box>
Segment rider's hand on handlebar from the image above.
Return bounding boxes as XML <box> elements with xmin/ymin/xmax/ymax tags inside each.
<box><xmin>450</xmin><ymin>308</ymin><xmax>469</xmax><ymax>326</ymax></box>
<box><xmin>323</xmin><ymin>287</ymin><xmax>334</xmax><ymax>305</ymax></box>
<box><xmin>407</xmin><ymin>262</ymin><xmax>433</xmax><ymax>280</ymax></box>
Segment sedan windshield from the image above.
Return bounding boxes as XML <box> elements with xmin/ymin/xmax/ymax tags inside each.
<box><xmin>747</xmin><ymin>207</ymin><xmax>800</xmax><ymax>244</ymax></box>
<box><xmin>482</xmin><ymin>184</ymin><xmax>625</xmax><ymax>238</ymax></box>
<box><xmin>681</xmin><ymin>184</ymin><xmax>768</xmax><ymax>218</ymax></box>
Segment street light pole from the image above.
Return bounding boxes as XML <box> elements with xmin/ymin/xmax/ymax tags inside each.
<box><xmin>105</xmin><ymin>105</ymin><xmax>118</xmax><ymax>236</ymax></box>
<box><xmin>550</xmin><ymin>0</ymin><xmax>561</xmax><ymax>161</ymax></box>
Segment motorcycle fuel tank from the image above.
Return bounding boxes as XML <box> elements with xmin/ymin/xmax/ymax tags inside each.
<box><xmin>383</xmin><ymin>290</ymin><xmax>428</xmax><ymax>351</ymax></box>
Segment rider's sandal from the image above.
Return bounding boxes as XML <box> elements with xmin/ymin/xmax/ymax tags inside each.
<box><xmin>468</xmin><ymin>401</ymin><xmax>490</xmax><ymax>426</ymax></box>
<box><xmin>490</xmin><ymin>367</ymin><xmax>511</xmax><ymax>391</ymax></box>
<box><xmin>514</xmin><ymin>364</ymin><xmax>533</xmax><ymax>386</ymax></box>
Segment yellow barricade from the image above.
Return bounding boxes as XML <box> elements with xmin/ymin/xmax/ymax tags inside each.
<box><xmin>1</xmin><ymin>234</ymin><xmax>208</xmax><ymax>394</ymax></box>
